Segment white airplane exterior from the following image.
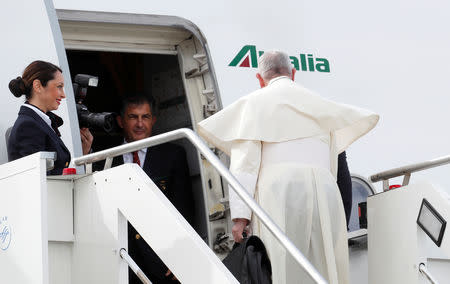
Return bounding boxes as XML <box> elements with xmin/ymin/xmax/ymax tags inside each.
<box><xmin>1</xmin><ymin>0</ymin><xmax>450</xmax><ymax>283</ymax></box>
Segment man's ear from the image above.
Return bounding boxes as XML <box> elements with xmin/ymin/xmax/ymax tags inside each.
<box><xmin>116</xmin><ymin>115</ymin><xmax>123</xmax><ymax>129</ymax></box>
<box><xmin>151</xmin><ymin>115</ymin><xmax>157</xmax><ymax>126</ymax></box>
<box><xmin>256</xmin><ymin>73</ymin><xmax>266</xmax><ymax>88</ymax></box>
<box><xmin>291</xmin><ymin>68</ymin><xmax>296</xmax><ymax>81</ymax></box>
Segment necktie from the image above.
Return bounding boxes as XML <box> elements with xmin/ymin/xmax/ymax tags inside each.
<box><xmin>132</xmin><ymin>151</ymin><xmax>140</xmax><ymax>166</ymax></box>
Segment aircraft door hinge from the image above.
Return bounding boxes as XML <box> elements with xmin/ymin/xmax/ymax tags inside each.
<box><xmin>185</xmin><ymin>64</ymin><xmax>209</xmax><ymax>79</ymax></box>
<box><xmin>203</xmin><ymin>104</ymin><xmax>217</xmax><ymax>117</ymax></box>
<box><xmin>202</xmin><ymin>89</ymin><xmax>217</xmax><ymax>117</ymax></box>
<box><xmin>193</xmin><ymin>53</ymin><xmax>207</xmax><ymax>64</ymax></box>
<box><xmin>213</xmin><ymin>232</ymin><xmax>233</xmax><ymax>254</ymax></box>
<box><xmin>202</xmin><ymin>89</ymin><xmax>215</xmax><ymax>101</ymax></box>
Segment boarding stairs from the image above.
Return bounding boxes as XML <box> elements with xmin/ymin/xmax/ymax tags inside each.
<box><xmin>1</xmin><ymin>128</ymin><xmax>450</xmax><ymax>283</ymax></box>
<box><xmin>0</xmin><ymin>128</ymin><xmax>325</xmax><ymax>284</ymax></box>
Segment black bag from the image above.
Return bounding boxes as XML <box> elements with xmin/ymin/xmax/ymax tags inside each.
<box><xmin>223</xmin><ymin>236</ymin><xmax>272</xmax><ymax>284</ymax></box>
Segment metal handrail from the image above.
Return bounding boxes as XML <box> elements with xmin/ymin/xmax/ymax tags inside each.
<box><xmin>370</xmin><ymin>154</ymin><xmax>450</xmax><ymax>189</ymax></box>
<box><xmin>120</xmin><ymin>248</ymin><xmax>152</xmax><ymax>284</ymax></box>
<box><xmin>371</xmin><ymin>155</ymin><xmax>450</xmax><ymax>182</ymax></box>
<box><xmin>73</xmin><ymin>128</ymin><xmax>328</xmax><ymax>284</ymax></box>
<box><xmin>419</xmin><ymin>263</ymin><xmax>440</xmax><ymax>284</ymax></box>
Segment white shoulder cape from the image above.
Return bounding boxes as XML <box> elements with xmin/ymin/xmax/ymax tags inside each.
<box><xmin>198</xmin><ymin>77</ymin><xmax>379</xmax><ymax>155</ymax></box>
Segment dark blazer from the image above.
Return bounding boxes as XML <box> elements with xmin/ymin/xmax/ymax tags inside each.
<box><xmin>111</xmin><ymin>143</ymin><xmax>194</xmax><ymax>284</ymax></box>
<box><xmin>7</xmin><ymin>106</ymin><xmax>71</xmax><ymax>175</ymax></box>
<box><xmin>337</xmin><ymin>151</ymin><xmax>352</xmax><ymax>226</ymax></box>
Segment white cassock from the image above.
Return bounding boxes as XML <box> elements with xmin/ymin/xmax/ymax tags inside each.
<box><xmin>198</xmin><ymin>76</ymin><xmax>379</xmax><ymax>284</ymax></box>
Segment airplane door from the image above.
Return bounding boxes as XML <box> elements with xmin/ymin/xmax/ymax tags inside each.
<box><xmin>0</xmin><ymin>0</ymin><xmax>82</xmax><ymax>166</ymax></box>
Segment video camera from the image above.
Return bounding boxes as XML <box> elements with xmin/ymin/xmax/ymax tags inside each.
<box><xmin>72</xmin><ymin>74</ymin><xmax>116</xmax><ymax>133</ymax></box>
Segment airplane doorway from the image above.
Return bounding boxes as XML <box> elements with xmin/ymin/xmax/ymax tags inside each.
<box><xmin>66</xmin><ymin>51</ymin><xmax>192</xmax><ymax>149</ymax></box>
<box><xmin>58</xmin><ymin>14</ymin><xmax>230</xmax><ymax>254</ymax></box>
<box><xmin>66</xmin><ymin>50</ymin><xmax>206</xmax><ymax>240</ymax></box>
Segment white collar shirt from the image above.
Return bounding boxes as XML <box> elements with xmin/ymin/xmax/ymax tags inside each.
<box><xmin>122</xmin><ymin>140</ymin><xmax>147</xmax><ymax>168</ymax></box>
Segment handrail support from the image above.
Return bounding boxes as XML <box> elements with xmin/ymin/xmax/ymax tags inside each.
<box><xmin>383</xmin><ymin>180</ymin><xmax>389</xmax><ymax>191</ymax></box>
<box><xmin>104</xmin><ymin>157</ymin><xmax>113</xmax><ymax>170</ymax></box>
<box><xmin>402</xmin><ymin>173</ymin><xmax>411</xmax><ymax>186</ymax></box>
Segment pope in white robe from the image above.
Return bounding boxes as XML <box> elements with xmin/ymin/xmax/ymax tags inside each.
<box><xmin>197</xmin><ymin>51</ymin><xmax>379</xmax><ymax>284</ymax></box>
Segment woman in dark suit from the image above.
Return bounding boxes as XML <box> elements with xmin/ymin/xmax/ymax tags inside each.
<box><xmin>7</xmin><ymin>60</ymin><xmax>92</xmax><ymax>175</ymax></box>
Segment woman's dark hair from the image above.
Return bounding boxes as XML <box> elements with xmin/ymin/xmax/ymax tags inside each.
<box><xmin>9</xmin><ymin>60</ymin><xmax>62</xmax><ymax>99</ymax></box>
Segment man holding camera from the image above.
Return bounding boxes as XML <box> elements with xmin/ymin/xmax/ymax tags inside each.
<box><xmin>115</xmin><ymin>95</ymin><xmax>195</xmax><ymax>284</ymax></box>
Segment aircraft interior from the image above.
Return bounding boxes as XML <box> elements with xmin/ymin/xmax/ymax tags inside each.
<box><xmin>66</xmin><ymin>50</ymin><xmax>208</xmax><ymax>241</ymax></box>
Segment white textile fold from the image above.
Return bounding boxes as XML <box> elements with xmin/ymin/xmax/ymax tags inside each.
<box><xmin>229</xmin><ymin>140</ymin><xmax>261</xmax><ymax>220</ymax></box>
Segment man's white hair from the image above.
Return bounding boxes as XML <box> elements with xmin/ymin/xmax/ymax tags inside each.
<box><xmin>257</xmin><ymin>50</ymin><xmax>293</xmax><ymax>81</ymax></box>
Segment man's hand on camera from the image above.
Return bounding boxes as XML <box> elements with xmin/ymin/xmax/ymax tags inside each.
<box><xmin>80</xmin><ymin>128</ymin><xmax>93</xmax><ymax>155</ymax></box>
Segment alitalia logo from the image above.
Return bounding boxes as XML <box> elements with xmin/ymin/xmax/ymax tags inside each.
<box><xmin>229</xmin><ymin>45</ymin><xmax>330</xmax><ymax>73</ymax></box>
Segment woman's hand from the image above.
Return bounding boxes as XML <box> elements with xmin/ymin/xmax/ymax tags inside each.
<box><xmin>232</xmin><ymin>218</ymin><xmax>249</xmax><ymax>243</ymax></box>
<box><xmin>80</xmin><ymin>128</ymin><xmax>93</xmax><ymax>155</ymax></box>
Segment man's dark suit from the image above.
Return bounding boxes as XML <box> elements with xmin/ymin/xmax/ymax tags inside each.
<box><xmin>337</xmin><ymin>151</ymin><xmax>352</xmax><ymax>226</ymax></box>
<box><xmin>7</xmin><ymin>106</ymin><xmax>71</xmax><ymax>175</ymax></box>
<box><xmin>111</xmin><ymin>142</ymin><xmax>195</xmax><ymax>284</ymax></box>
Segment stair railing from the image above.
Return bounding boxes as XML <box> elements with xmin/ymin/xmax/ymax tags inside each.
<box><xmin>370</xmin><ymin>154</ymin><xmax>450</xmax><ymax>191</ymax></box>
<box><xmin>73</xmin><ymin>128</ymin><xmax>328</xmax><ymax>284</ymax></box>
<box><xmin>120</xmin><ymin>248</ymin><xmax>152</xmax><ymax>284</ymax></box>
